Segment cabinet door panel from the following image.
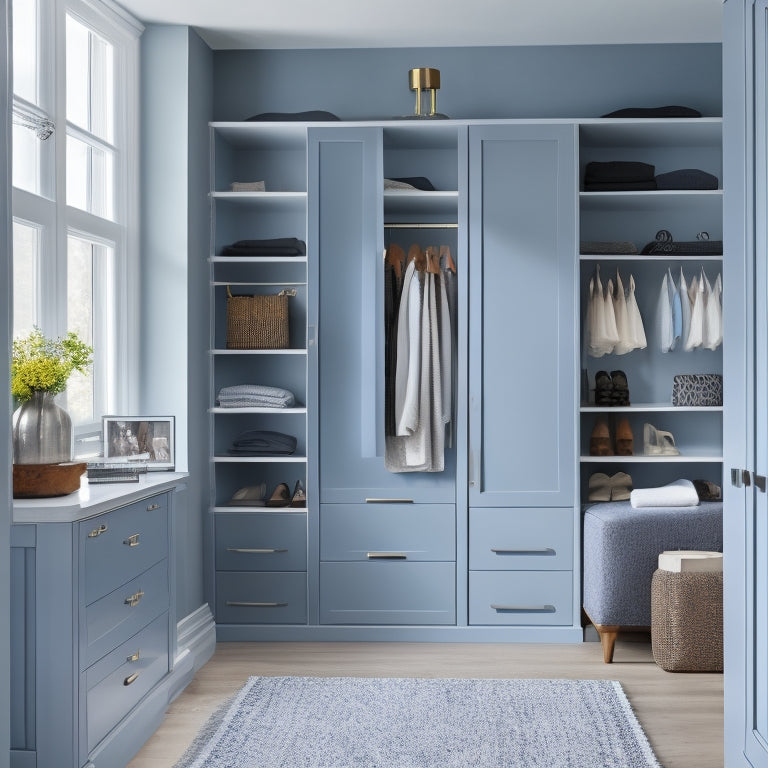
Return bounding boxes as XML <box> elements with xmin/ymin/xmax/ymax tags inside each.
<box><xmin>215</xmin><ymin>572</ymin><xmax>307</xmax><ymax>624</ymax></box>
<box><xmin>468</xmin><ymin>125</ymin><xmax>576</xmax><ymax>508</ymax></box>
<box><xmin>310</xmin><ymin>127</ymin><xmax>456</xmax><ymax>504</ymax></box>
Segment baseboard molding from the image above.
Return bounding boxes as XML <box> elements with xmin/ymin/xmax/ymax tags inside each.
<box><xmin>176</xmin><ymin>603</ymin><xmax>217</xmax><ymax>674</ymax></box>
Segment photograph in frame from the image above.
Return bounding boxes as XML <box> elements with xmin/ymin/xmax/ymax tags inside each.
<box><xmin>102</xmin><ymin>416</ymin><xmax>175</xmax><ymax>471</ymax></box>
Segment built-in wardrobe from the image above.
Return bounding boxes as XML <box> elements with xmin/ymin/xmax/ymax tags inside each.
<box><xmin>206</xmin><ymin>116</ymin><xmax>723</xmax><ymax>643</ymax></box>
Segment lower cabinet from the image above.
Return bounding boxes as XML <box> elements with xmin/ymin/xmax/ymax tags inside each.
<box><xmin>319</xmin><ymin>503</ymin><xmax>456</xmax><ymax>625</ymax></box>
<box><xmin>468</xmin><ymin>507</ymin><xmax>574</xmax><ymax>626</ymax></box>
<box><xmin>10</xmin><ymin>489</ymin><xmax>177</xmax><ymax>768</ymax></box>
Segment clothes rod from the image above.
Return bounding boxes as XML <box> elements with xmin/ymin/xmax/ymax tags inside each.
<box><xmin>385</xmin><ymin>223</ymin><xmax>458</xmax><ymax>229</ymax></box>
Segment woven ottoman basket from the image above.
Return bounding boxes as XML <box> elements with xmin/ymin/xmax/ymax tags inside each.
<box><xmin>651</xmin><ymin>565</ymin><xmax>723</xmax><ymax>672</ymax></box>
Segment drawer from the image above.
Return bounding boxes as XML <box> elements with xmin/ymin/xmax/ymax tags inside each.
<box><xmin>216</xmin><ymin>512</ymin><xmax>307</xmax><ymax>571</ymax></box>
<box><xmin>84</xmin><ymin>559</ymin><xmax>169</xmax><ymax>666</ymax></box>
<box><xmin>469</xmin><ymin>571</ymin><xmax>573</xmax><ymax>626</ymax></box>
<box><xmin>320</xmin><ymin>561</ymin><xmax>455</xmax><ymax>625</ymax></box>
<box><xmin>81</xmin><ymin>493</ymin><xmax>169</xmax><ymax>605</ymax></box>
<box><xmin>86</xmin><ymin>611</ymin><xmax>169</xmax><ymax>753</ymax></box>
<box><xmin>320</xmin><ymin>504</ymin><xmax>455</xmax><ymax>561</ymax></box>
<box><xmin>469</xmin><ymin>507</ymin><xmax>573</xmax><ymax>571</ymax></box>
<box><xmin>215</xmin><ymin>572</ymin><xmax>307</xmax><ymax>624</ymax></box>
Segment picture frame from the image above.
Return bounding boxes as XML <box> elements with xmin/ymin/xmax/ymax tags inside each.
<box><xmin>102</xmin><ymin>416</ymin><xmax>175</xmax><ymax>471</ymax></box>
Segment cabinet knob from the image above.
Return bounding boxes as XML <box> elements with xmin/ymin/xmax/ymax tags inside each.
<box><xmin>124</xmin><ymin>590</ymin><xmax>145</xmax><ymax>607</ymax></box>
<box><xmin>491</xmin><ymin>604</ymin><xmax>556</xmax><ymax>613</ymax></box>
<box><xmin>87</xmin><ymin>523</ymin><xmax>108</xmax><ymax>538</ymax></box>
<box><xmin>225</xmin><ymin>601</ymin><xmax>287</xmax><ymax>608</ymax></box>
<box><xmin>226</xmin><ymin>547</ymin><xmax>288</xmax><ymax>554</ymax></box>
<box><xmin>146</xmin><ymin>503</ymin><xmax>160</xmax><ymax>511</ymax></box>
<box><xmin>123</xmin><ymin>533</ymin><xmax>141</xmax><ymax>547</ymax></box>
<box><xmin>366</xmin><ymin>552</ymin><xmax>407</xmax><ymax>559</ymax></box>
<box><xmin>126</xmin><ymin>650</ymin><xmax>141</xmax><ymax>663</ymax></box>
<box><xmin>123</xmin><ymin>672</ymin><xmax>140</xmax><ymax>686</ymax></box>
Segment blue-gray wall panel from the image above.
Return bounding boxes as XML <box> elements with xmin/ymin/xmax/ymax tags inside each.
<box><xmin>213</xmin><ymin>44</ymin><xmax>722</xmax><ymax>121</ymax></box>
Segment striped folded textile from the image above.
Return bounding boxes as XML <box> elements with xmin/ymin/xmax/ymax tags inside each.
<box><xmin>217</xmin><ymin>384</ymin><xmax>296</xmax><ymax>408</ymax></box>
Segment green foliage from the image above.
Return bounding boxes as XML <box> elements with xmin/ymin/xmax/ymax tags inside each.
<box><xmin>11</xmin><ymin>327</ymin><xmax>94</xmax><ymax>402</ymax></box>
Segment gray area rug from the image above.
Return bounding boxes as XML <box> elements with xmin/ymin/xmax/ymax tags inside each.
<box><xmin>175</xmin><ymin>676</ymin><xmax>661</xmax><ymax>768</ymax></box>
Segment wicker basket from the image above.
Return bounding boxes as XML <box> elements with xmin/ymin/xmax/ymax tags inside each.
<box><xmin>226</xmin><ymin>286</ymin><xmax>294</xmax><ymax>350</ymax></box>
<box><xmin>651</xmin><ymin>569</ymin><xmax>723</xmax><ymax>672</ymax></box>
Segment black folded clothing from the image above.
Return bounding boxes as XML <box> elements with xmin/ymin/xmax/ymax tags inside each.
<box><xmin>246</xmin><ymin>110</ymin><xmax>340</xmax><ymax>122</ymax></box>
<box><xmin>601</xmin><ymin>106</ymin><xmax>703</xmax><ymax>119</ymax></box>
<box><xmin>584</xmin><ymin>181</ymin><xmax>658</xmax><ymax>191</ymax></box>
<box><xmin>584</xmin><ymin>161</ymin><xmax>656</xmax><ymax>184</ymax></box>
<box><xmin>390</xmin><ymin>176</ymin><xmax>436</xmax><ymax>191</ymax></box>
<box><xmin>228</xmin><ymin>430</ymin><xmax>297</xmax><ymax>456</ymax></box>
<box><xmin>655</xmin><ymin>169</ymin><xmax>719</xmax><ymax>190</ymax></box>
<box><xmin>221</xmin><ymin>237</ymin><xmax>306</xmax><ymax>257</ymax></box>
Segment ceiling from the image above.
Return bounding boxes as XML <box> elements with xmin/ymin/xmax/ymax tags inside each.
<box><xmin>115</xmin><ymin>0</ymin><xmax>723</xmax><ymax>50</ymax></box>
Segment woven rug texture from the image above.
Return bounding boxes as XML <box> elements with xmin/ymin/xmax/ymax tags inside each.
<box><xmin>175</xmin><ymin>675</ymin><xmax>661</xmax><ymax>768</ymax></box>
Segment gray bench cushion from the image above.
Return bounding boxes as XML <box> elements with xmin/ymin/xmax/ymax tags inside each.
<box><xmin>582</xmin><ymin>501</ymin><xmax>723</xmax><ymax>626</ymax></box>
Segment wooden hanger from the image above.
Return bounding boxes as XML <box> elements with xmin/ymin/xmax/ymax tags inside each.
<box><xmin>407</xmin><ymin>243</ymin><xmax>426</xmax><ymax>272</ymax></box>
<box><xmin>440</xmin><ymin>245</ymin><xmax>457</xmax><ymax>274</ymax></box>
<box><xmin>425</xmin><ymin>246</ymin><xmax>441</xmax><ymax>275</ymax></box>
<box><xmin>385</xmin><ymin>243</ymin><xmax>405</xmax><ymax>280</ymax></box>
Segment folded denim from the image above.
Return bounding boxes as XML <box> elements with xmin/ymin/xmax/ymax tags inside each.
<box><xmin>229</xmin><ymin>430</ymin><xmax>297</xmax><ymax>456</ymax></box>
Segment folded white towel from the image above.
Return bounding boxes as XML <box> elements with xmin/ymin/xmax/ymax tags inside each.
<box><xmin>630</xmin><ymin>479</ymin><xmax>700</xmax><ymax>508</ymax></box>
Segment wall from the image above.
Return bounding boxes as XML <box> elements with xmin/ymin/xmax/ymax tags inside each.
<box><xmin>140</xmin><ymin>24</ymin><xmax>212</xmax><ymax>622</ymax></box>
<box><xmin>1</xmin><ymin>0</ymin><xmax>11</xmax><ymax>756</ymax></box>
<box><xmin>212</xmin><ymin>43</ymin><xmax>722</xmax><ymax>121</ymax></box>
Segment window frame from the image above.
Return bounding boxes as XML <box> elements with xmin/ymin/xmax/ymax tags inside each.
<box><xmin>11</xmin><ymin>0</ymin><xmax>142</xmax><ymax>445</ymax></box>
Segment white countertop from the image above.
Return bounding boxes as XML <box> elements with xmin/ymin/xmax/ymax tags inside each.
<box><xmin>12</xmin><ymin>471</ymin><xmax>189</xmax><ymax>524</ymax></box>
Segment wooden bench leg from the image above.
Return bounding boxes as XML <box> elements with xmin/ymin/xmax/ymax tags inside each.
<box><xmin>594</xmin><ymin>623</ymin><xmax>620</xmax><ymax>663</ymax></box>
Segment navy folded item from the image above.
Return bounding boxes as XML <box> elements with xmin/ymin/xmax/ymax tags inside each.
<box><xmin>584</xmin><ymin>161</ymin><xmax>656</xmax><ymax>184</ymax></box>
<box><xmin>221</xmin><ymin>237</ymin><xmax>306</xmax><ymax>257</ymax></box>
<box><xmin>246</xmin><ymin>110</ymin><xmax>340</xmax><ymax>122</ymax></box>
<box><xmin>601</xmin><ymin>106</ymin><xmax>703</xmax><ymax>118</ymax></box>
<box><xmin>228</xmin><ymin>430</ymin><xmax>297</xmax><ymax>456</ymax></box>
<box><xmin>389</xmin><ymin>176</ymin><xmax>436</xmax><ymax>191</ymax></box>
<box><xmin>654</xmin><ymin>169</ymin><xmax>719</xmax><ymax>190</ymax></box>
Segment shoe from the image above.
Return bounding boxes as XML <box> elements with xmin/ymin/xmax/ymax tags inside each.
<box><xmin>290</xmin><ymin>479</ymin><xmax>306</xmax><ymax>507</ymax></box>
<box><xmin>588</xmin><ymin>472</ymin><xmax>612</xmax><ymax>502</ymax></box>
<box><xmin>693</xmin><ymin>479</ymin><xmax>721</xmax><ymax>501</ymax></box>
<box><xmin>594</xmin><ymin>371</ymin><xmax>613</xmax><ymax>406</ymax></box>
<box><xmin>610</xmin><ymin>370</ymin><xmax>630</xmax><ymax>406</ymax></box>
<box><xmin>614</xmin><ymin>418</ymin><xmax>634</xmax><ymax>456</ymax></box>
<box><xmin>643</xmin><ymin>423</ymin><xmax>680</xmax><ymax>456</ymax></box>
<box><xmin>265</xmin><ymin>482</ymin><xmax>291</xmax><ymax>507</ymax></box>
<box><xmin>590</xmin><ymin>418</ymin><xmax>612</xmax><ymax>456</ymax></box>
<box><xmin>227</xmin><ymin>482</ymin><xmax>267</xmax><ymax>506</ymax></box>
<box><xmin>610</xmin><ymin>471</ymin><xmax>633</xmax><ymax>501</ymax></box>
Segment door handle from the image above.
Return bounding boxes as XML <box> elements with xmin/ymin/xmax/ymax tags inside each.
<box><xmin>755</xmin><ymin>474</ymin><xmax>767</xmax><ymax>493</ymax></box>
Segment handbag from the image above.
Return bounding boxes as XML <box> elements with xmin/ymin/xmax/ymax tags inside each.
<box><xmin>225</xmin><ymin>286</ymin><xmax>295</xmax><ymax>349</ymax></box>
<box><xmin>671</xmin><ymin>374</ymin><xmax>723</xmax><ymax>407</ymax></box>
<box><xmin>641</xmin><ymin>229</ymin><xmax>723</xmax><ymax>256</ymax></box>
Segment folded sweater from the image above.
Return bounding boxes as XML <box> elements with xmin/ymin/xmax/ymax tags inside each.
<box><xmin>630</xmin><ymin>479</ymin><xmax>700</xmax><ymax>508</ymax></box>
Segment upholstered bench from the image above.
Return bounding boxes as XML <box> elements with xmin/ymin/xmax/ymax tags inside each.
<box><xmin>582</xmin><ymin>500</ymin><xmax>723</xmax><ymax>663</ymax></box>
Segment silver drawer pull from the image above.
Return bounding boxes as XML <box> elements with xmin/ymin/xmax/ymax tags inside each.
<box><xmin>123</xmin><ymin>533</ymin><xmax>141</xmax><ymax>547</ymax></box>
<box><xmin>491</xmin><ymin>548</ymin><xmax>555</xmax><ymax>556</ymax></box>
<box><xmin>226</xmin><ymin>547</ymin><xmax>288</xmax><ymax>554</ymax></box>
<box><xmin>365</xmin><ymin>498</ymin><xmax>414</xmax><ymax>504</ymax></box>
<box><xmin>491</xmin><ymin>604</ymin><xmax>556</xmax><ymax>613</ymax></box>
<box><xmin>124</xmin><ymin>590</ymin><xmax>145</xmax><ymax>607</ymax></box>
<box><xmin>127</xmin><ymin>650</ymin><xmax>141</xmax><ymax>663</ymax></box>
<box><xmin>146</xmin><ymin>503</ymin><xmax>160</xmax><ymax>511</ymax></box>
<box><xmin>225</xmin><ymin>601</ymin><xmax>287</xmax><ymax>608</ymax></box>
<box><xmin>88</xmin><ymin>524</ymin><xmax>108</xmax><ymax>538</ymax></box>
<box><xmin>124</xmin><ymin>672</ymin><xmax>140</xmax><ymax>686</ymax></box>
<box><xmin>366</xmin><ymin>552</ymin><xmax>407</xmax><ymax>559</ymax></box>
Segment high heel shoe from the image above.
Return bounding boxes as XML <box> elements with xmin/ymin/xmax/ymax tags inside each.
<box><xmin>614</xmin><ymin>417</ymin><xmax>634</xmax><ymax>456</ymax></box>
<box><xmin>594</xmin><ymin>371</ymin><xmax>613</xmax><ymax>406</ymax></box>
<box><xmin>590</xmin><ymin>418</ymin><xmax>613</xmax><ymax>456</ymax></box>
<box><xmin>290</xmin><ymin>479</ymin><xmax>306</xmax><ymax>508</ymax></box>
<box><xmin>643</xmin><ymin>423</ymin><xmax>680</xmax><ymax>456</ymax></box>
<box><xmin>265</xmin><ymin>482</ymin><xmax>291</xmax><ymax>507</ymax></box>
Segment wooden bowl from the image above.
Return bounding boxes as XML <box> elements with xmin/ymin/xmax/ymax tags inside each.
<box><xmin>13</xmin><ymin>462</ymin><xmax>87</xmax><ymax>498</ymax></box>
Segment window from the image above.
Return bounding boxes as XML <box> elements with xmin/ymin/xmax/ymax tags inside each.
<box><xmin>11</xmin><ymin>0</ymin><xmax>141</xmax><ymax>446</ymax></box>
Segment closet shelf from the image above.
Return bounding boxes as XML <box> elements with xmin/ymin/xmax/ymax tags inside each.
<box><xmin>579</xmin><ymin>190</ymin><xmax>722</xmax><ymax>213</ymax></box>
<box><xmin>210</xmin><ymin>256</ymin><xmax>308</xmax><ymax>264</ymax></box>
<box><xmin>211</xmin><ymin>191</ymin><xmax>307</xmax><ymax>211</ymax></box>
<box><xmin>212</xmin><ymin>281</ymin><xmax>307</xmax><ymax>287</ymax></box>
<box><xmin>211</xmin><ymin>505</ymin><xmax>308</xmax><ymax>514</ymax></box>
<box><xmin>580</xmin><ymin>454</ymin><xmax>723</xmax><ymax>463</ymax></box>
<box><xmin>212</xmin><ymin>456</ymin><xmax>308</xmax><ymax>464</ymax></box>
<box><xmin>210</xmin><ymin>407</ymin><xmax>307</xmax><ymax>414</ymax></box>
<box><xmin>579</xmin><ymin>254</ymin><xmax>723</xmax><ymax>262</ymax></box>
<box><xmin>580</xmin><ymin>403</ymin><xmax>724</xmax><ymax>413</ymax></box>
<box><xmin>383</xmin><ymin>190</ymin><xmax>458</xmax><ymax>218</ymax></box>
<box><xmin>210</xmin><ymin>349</ymin><xmax>307</xmax><ymax>356</ymax></box>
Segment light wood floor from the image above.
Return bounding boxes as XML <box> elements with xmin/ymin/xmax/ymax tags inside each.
<box><xmin>127</xmin><ymin>635</ymin><xmax>723</xmax><ymax>768</ymax></box>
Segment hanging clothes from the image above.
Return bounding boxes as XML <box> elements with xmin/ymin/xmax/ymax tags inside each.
<box><xmin>625</xmin><ymin>274</ymin><xmax>647</xmax><ymax>351</ymax></box>
<box><xmin>612</xmin><ymin>270</ymin><xmax>632</xmax><ymax>355</ymax></box>
<box><xmin>685</xmin><ymin>273</ymin><xmax>705</xmax><ymax>350</ymax></box>
<box><xmin>677</xmin><ymin>267</ymin><xmax>692</xmax><ymax>349</ymax></box>
<box><xmin>656</xmin><ymin>270</ymin><xmax>674</xmax><ymax>353</ymax></box>
<box><xmin>587</xmin><ymin>264</ymin><xmax>619</xmax><ymax>357</ymax></box>
<box><xmin>702</xmin><ymin>269</ymin><xmax>723</xmax><ymax>351</ymax></box>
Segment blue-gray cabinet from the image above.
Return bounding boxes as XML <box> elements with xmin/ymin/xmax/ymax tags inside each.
<box><xmin>723</xmin><ymin>2</ymin><xmax>768</xmax><ymax>765</ymax></box>
<box><xmin>467</xmin><ymin>124</ymin><xmax>577</xmax><ymax>509</ymax></box>
<box><xmin>10</xmin><ymin>481</ymin><xmax>188</xmax><ymax>768</ymax></box>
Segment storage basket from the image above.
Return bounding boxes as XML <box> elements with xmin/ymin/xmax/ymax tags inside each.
<box><xmin>225</xmin><ymin>286</ymin><xmax>295</xmax><ymax>350</ymax></box>
<box><xmin>651</xmin><ymin>569</ymin><xmax>723</xmax><ymax>672</ymax></box>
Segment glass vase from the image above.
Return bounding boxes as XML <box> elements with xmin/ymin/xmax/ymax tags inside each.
<box><xmin>12</xmin><ymin>391</ymin><xmax>74</xmax><ymax>464</ymax></box>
